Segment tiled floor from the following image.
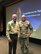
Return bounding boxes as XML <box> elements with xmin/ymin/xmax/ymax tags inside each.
<box><xmin>0</xmin><ymin>37</ymin><xmax>41</xmax><ymax>54</ymax></box>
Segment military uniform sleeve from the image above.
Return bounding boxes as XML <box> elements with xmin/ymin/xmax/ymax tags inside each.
<box><xmin>28</xmin><ymin>22</ymin><xmax>33</xmax><ymax>34</ymax></box>
<box><xmin>6</xmin><ymin>23</ymin><xmax>11</xmax><ymax>40</ymax></box>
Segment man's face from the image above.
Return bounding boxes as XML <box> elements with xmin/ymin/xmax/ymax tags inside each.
<box><xmin>22</xmin><ymin>17</ymin><xmax>26</xmax><ymax>22</ymax></box>
<box><xmin>12</xmin><ymin>14</ymin><xmax>17</xmax><ymax>21</ymax></box>
<box><xmin>12</xmin><ymin>16</ymin><xmax>17</xmax><ymax>21</ymax></box>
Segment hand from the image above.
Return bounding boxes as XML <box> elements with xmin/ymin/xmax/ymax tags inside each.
<box><xmin>18</xmin><ymin>32</ymin><xmax>20</xmax><ymax>39</ymax></box>
<box><xmin>18</xmin><ymin>35</ymin><xmax>21</xmax><ymax>42</ymax></box>
<box><xmin>8</xmin><ymin>38</ymin><xmax>12</xmax><ymax>42</ymax></box>
<box><xmin>9</xmin><ymin>39</ymin><xmax>12</xmax><ymax>42</ymax></box>
<box><xmin>26</xmin><ymin>32</ymin><xmax>31</xmax><ymax>37</ymax></box>
<box><xmin>27</xmin><ymin>33</ymin><xmax>31</xmax><ymax>37</ymax></box>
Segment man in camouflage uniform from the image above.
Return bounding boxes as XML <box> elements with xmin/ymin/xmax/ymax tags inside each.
<box><xmin>6</xmin><ymin>14</ymin><xmax>20</xmax><ymax>54</ymax></box>
<box><xmin>19</xmin><ymin>15</ymin><xmax>33</xmax><ymax>54</ymax></box>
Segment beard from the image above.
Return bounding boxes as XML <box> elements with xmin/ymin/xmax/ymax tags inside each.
<box><xmin>22</xmin><ymin>19</ymin><xmax>26</xmax><ymax>22</ymax></box>
<box><xmin>14</xmin><ymin>19</ymin><xmax>16</xmax><ymax>23</ymax></box>
<box><xmin>14</xmin><ymin>20</ymin><xmax>16</xmax><ymax>23</ymax></box>
<box><xmin>12</xmin><ymin>19</ymin><xmax>16</xmax><ymax>24</ymax></box>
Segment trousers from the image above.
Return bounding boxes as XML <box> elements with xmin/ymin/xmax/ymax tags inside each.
<box><xmin>9</xmin><ymin>33</ymin><xmax>18</xmax><ymax>54</ymax></box>
<box><xmin>20</xmin><ymin>37</ymin><xmax>29</xmax><ymax>54</ymax></box>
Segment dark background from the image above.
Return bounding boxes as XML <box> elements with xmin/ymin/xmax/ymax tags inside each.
<box><xmin>0</xmin><ymin>0</ymin><xmax>22</xmax><ymax>36</ymax></box>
